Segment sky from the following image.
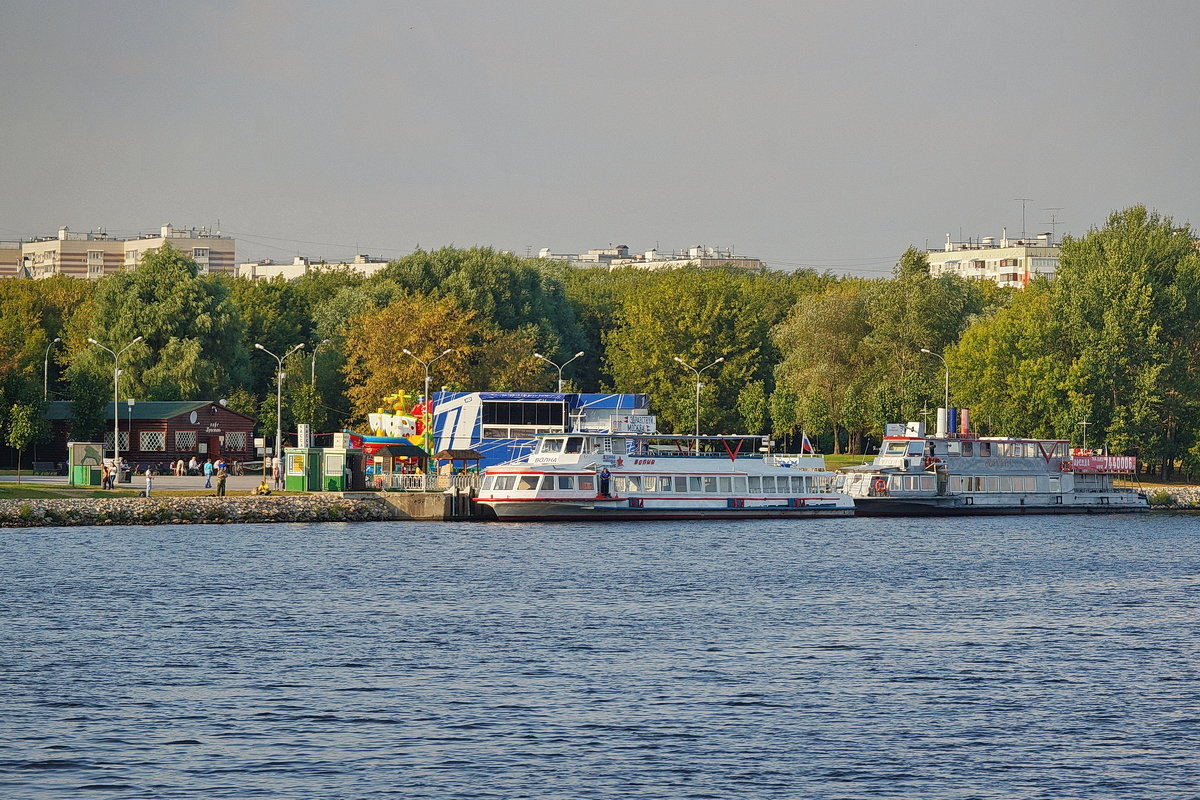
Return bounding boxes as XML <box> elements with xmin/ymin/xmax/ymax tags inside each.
<box><xmin>2</xmin><ymin>0</ymin><xmax>1198</xmax><ymax>277</ymax></box>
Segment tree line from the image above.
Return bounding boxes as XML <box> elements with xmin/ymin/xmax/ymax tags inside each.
<box><xmin>2</xmin><ymin>205</ymin><xmax>1197</xmax><ymax>478</ymax></box>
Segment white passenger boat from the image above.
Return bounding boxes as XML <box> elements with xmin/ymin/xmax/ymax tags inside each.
<box><xmin>475</xmin><ymin>431</ymin><xmax>855</xmax><ymax>521</ymax></box>
<box><xmin>837</xmin><ymin>410</ymin><xmax>1149</xmax><ymax>515</ymax></box>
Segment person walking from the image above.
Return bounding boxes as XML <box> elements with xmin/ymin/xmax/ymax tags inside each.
<box><xmin>203</xmin><ymin>458</ymin><xmax>214</xmax><ymax>488</ymax></box>
<box><xmin>215</xmin><ymin>464</ymin><xmax>228</xmax><ymax>497</ymax></box>
<box><xmin>272</xmin><ymin>456</ymin><xmax>282</xmax><ymax>491</ymax></box>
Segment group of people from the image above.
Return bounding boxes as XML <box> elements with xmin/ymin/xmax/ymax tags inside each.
<box><xmin>167</xmin><ymin>457</ymin><xmax>241</xmax><ymax>478</ymax></box>
<box><xmin>100</xmin><ymin>459</ymin><xmax>129</xmax><ymax>490</ymax></box>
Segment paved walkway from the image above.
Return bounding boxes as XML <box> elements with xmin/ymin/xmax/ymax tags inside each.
<box><xmin>1</xmin><ymin>473</ymin><xmax>280</xmax><ymax>493</ymax></box>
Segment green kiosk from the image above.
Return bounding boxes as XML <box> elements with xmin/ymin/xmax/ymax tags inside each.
<box><xmin>283</xmin><ymin>447</ymin><xmax>323</xmax><ymax>492</ymax></box>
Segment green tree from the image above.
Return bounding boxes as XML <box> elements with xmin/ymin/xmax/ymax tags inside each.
<box><xmin>74</xmin><ymin>244</ymin><xmax>248</xmax><ymax>400</ymax></box>
<box><xmin>6</xmin><ymin>402</ymin><xmax>48</xmax><ymax>483</ymax></box>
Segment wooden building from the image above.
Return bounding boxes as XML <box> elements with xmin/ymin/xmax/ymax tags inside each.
<box><xmin>41</xmin><ymin>400</ymin><xmax>258</xmax><ymax>470</ymax></box>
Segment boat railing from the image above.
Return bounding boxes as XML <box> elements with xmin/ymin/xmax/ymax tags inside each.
<box><xmin>372</xmin><ymin>473</ymin><xmax>481</xmax><ymax>492</ymax></box>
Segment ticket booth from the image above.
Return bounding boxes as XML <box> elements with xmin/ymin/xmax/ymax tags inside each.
<box><xmin>284</xmin><ymin>447</ymin><xmax>323</xmax><ymax>491</ymax></box>
<box><xmin>68</xmin><ymin>441</ymin><xmax>105</xmax><ymax>487</ymax></box>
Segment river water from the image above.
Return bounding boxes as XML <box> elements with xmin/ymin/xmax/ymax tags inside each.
<box><xmin>1</xmin><ymin>515</ymin><xmax>1197</xmax><ymax>799</ymax></box>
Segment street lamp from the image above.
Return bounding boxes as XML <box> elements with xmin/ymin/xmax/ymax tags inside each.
<box><xmin>532</xmin><ymin>351</ymin><xmax>585</xmax><ymax>392</ymax></box>
<box><xmin>255</xmin><ymin>342</ymin><xmax>304</xmax><ymax>460</ymax></box>
<box><xmin>87</xmin><ymin>335</ymin><xmax>142</xmax><ymax>473</ymax></box>
<box><xmin>402</xmin><ymin>348</ymin><xmax>453</xmax><ymax>461</ymax></box>
<box><xmin>920</xmin><ymin>348</ymin><xmax>950</xmax><ymax>411</ymax></box>
<box><xmin>43</xmin><ymin>337</ymin><xmax>61</xmax><ymax>401</ymax></box>
<box><xmin>311</xmin><ymin>338</ymin><xmax>331</xmax><ymax>386</ymax></box>
<box><xmin>673</xmin><ymin>355</ymin><xmax>724</xmax><ymax>448</ymax></box>
<box><xmin>1077</xmin><ymin>420</ymin><xmax>1092</xmax><ymax>451</ymax></box>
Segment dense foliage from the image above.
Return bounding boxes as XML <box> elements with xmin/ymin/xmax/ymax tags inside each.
<box><xmin>3</xmin><ymin>205</ymin><xmax>1197</xmax><ymax>476</ymax></box>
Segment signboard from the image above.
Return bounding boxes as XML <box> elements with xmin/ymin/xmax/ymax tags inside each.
<box><xmin>254</xmin><ymin>437</ymin><xmax>265</xmax><ymax>449</ymax></box>
<box><xmin>610</xmin><ymin>414</ymin><xmax>657</xmax><ymax>433</ymax></box>
<box><xmin>297</xmin><ymin>424</ymin><xmax>312</xmax><ymax>449</ymax></box>
<box><xmin>885</xmin><ymin>423</ymin><xmax>907</xmax><ymax>437</ymax></box>
<box><xmin>1071</xmin><ymin>455</ymin><xmax>1136</xmax><ymax>474</ymax></box>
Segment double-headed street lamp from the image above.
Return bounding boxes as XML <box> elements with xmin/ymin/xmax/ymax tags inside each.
<box><xmin>533</xmin><ymin>351</ymin><xmax>585</xmax><ymax>392</ymax></box>
<box><xmin>43</xmin><ymin>337</ymin><xmax>61</xmax><ymax>401</ymax></box>
<box><xmin>920</xmin><ymin>348</ymin><xmax>950</xmax><ymax>412</ymax></box>
<box><xmin>674</xmin><ymin>355</ymin><xmax>724</xmax><ymax>447</ymax></box>
<box><xmin>402</xmin><ymin>348</ymin><xmax>453</xmax><ymax>460</ymax></box>
<box><xmin>255</xmin><ymin>342</ymin><xmax>305</xmax><ymax>460</ymax></box>
<box><xmin>87</xmin><ymin>335</ymin><xmax>142</xmax><ymax>471</ymax></box>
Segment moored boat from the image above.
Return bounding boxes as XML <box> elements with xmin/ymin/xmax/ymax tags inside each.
<box><xmin>837</xmin><ymin>409</ymin><xmax>1149</xmax><ymax>515</ymax></box>
<box><xmin>475</xmin><ymin>429</ymin><xmax>855</xmax><ymax>521</ymax></box>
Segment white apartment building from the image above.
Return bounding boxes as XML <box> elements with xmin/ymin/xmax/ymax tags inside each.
<box><xmin>538</xmin><ymin>244</ymin><xmax>764</xmax><ymax>272</ymax></box>
<box><xmin>926</xmin><ymin>232</ymin><xmax>1059</xmax><ymax>289</ymax></box>
<box><xmin>1</xmin><ymin>225</ymin><xmax>235</xmax><ymax>279</ymax></box>
<box><xmin>237</xmin><ymin>253</ymin><xmax>391</xmax><ymax>280</ymax></box>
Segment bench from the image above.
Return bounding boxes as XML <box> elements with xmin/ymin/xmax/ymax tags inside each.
<box><xmin>32</xmin><ymin>461</ymin><xmax>62</xmax><ymax>475</ymax></box>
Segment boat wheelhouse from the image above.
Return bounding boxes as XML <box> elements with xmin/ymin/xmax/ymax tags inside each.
<box><xmin>837</xmin><ymin>411</ymin><xmax>1148</xmax><ymax>516</ymax></box>
<box><xmin>475</xmin><ymin>430</ymin><xmax>855</xmax><ymax>521</ymax></box>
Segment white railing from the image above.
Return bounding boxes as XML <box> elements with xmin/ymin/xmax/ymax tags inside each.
<box><xmin>372</xmin><ymin>473</ymin><xmax>482</xmax><ymax>492</ymax></box>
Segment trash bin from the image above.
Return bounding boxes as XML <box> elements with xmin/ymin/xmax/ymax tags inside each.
<box><xmin>121</xmin><ymin>469</ymin><xmax>132</xmax><ymax>484</ymax></box>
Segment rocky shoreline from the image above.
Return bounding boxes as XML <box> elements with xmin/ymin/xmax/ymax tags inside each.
<box><xmin>1147</xmin><ymin>485</ymin><xmax>1200</xmax><ymax>509</ymax></box>
<box><xmin>0</xmin><ymin>495</ymin><xmax>390</xmax><ymax>527</ymax></box>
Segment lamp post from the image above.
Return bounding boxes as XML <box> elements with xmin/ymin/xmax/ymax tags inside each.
<box><xmin>87</xmin><ymin>335</ymin><xmax>142</xmax><ymax>472</ymax></box>
<box><xmin>255</xmin><ymin>342</ymin><xmax>304</xmax><ymax>461</ymax></box>
<box><xmin>311</xmin><ymin>338</ymin><xmax>331</xmax><ymax>386</ymax></box>
<box><xmin>402</xmin><ymin>348</ymin><xmax>453</xmax><ymax>463</ymax></box>
<box><xmin>673</xmin><ymin>355</ymin><xmax>724</xmax><ymax>448</ymax></box>
<box><xmin>920</xmin><ymin>348</ymin><xmax>950</xmax><ymax>411</ymax></box>
<box><xmin>1077</xmin><ymin>420</ymin><xmax>1092</xmax><ymax>451</ymax></box>
<box><xmin>533</xmin><ymin>351</ymin><xmax>585</xmax><ymax>392</ymax></box>
<box><xmin>43</xmin><ymin>337</ymin><xmax>62</xmax><ymax>401</ymax></box>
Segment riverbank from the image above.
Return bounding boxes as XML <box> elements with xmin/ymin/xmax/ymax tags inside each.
<box><xmin>0</xmin><ymin>495</ymin><xmax>390</xmax><ymax>527</ymax></box>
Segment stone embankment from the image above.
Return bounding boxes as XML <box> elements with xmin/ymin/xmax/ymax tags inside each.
<box><xmin>0</xmin><ymin>496</ymin><xmax>390</xmax><ymax>527</ymax></box>
<box><xmin>1147</xmin><ymin>485</ymin><xmax>1200</xmax><ymax>509</ymax></box>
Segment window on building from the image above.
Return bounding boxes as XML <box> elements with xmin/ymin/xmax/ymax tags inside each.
<box><xmin>225</xmin><ymin>431</ymin><xmax>247</xmax><ymax>450</ymax></box>
<box><xmin>175</xmin><ymin>431</ymin><xmax>197</xmax><ymax>451</ymax></box>
<box><xmin>140</xmin><ymin>431</ymin><xmax>166</xmax><ymax>451</ymax></box>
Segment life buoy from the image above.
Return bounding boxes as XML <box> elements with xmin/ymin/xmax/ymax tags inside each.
<box><xmin>1060</xmin><ymin>460</ymin><xmax>1073</xmax><ymax>472</ymax></box>
<box><xmin>871</xmin><ymin>477</ymin><xmax>888</xmax><ymax>494</ymax></box>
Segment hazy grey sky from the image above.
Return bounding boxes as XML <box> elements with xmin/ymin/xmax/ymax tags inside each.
<box><xmin>3</xmin><ymin>1</ymin><xmax>1197</xmax><ymax>275</ymax></box>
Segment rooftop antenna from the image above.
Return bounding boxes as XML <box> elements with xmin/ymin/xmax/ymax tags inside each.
<box><xmin>1013</xmin><ymin>198</ymin><xmax>1034</xmax><ymax>239</ymax></box>
<box><xmin>1041</xmin><ymin>208</ymin><xmax>1064</xmax><ymax>242</ymax></box>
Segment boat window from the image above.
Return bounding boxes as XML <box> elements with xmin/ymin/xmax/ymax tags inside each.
<box><xmin>481</xmin><ymin>475</ymin><xmax>494</xmax><ymax>490</ymax></box>
<box><xmin>564</xmin><ymin>437</ymin><xmax>583</xmax><ymax>454</ymax></box>
<box><xmin>761</xmin><ymin>476</ymin><xmax>775</xmax><ymax>493</ymax></box>
<box><xmin>518</xmin><ymin>475</ymin><xmax>540</xmax><ymax>491</ymax></box>
<box><xmin>962</xmin><ymin>441</ymin><xmax>973</xmax><ymax>457</ymax></box>
<box><xmin>986</xmin><ymin>477</ymin><xmax>1000</xmax><ymax>492</ymax></box>
<box><xmin>718</xmin><ymin>476</ymin><xmax>732</xmax><ymax>493</ymax></box>
<box><xmin>540</xmin><ymin>438</ymin><xmax>564</xmax><ymax>453</ymax></box>
<box><xmin>1000</xmin><ymin>476</ymin><xmax>1012</xmax><ymax>492</ymax></box>
<box><xmin>626</xmin><ymin>475</ymin><xmax>641</xmax><ymax>492</ymax></box>
<box><xmin>920</xmin><ymin>476</ymin><xmax>934</xmax><ymax>491</ymax></box>
<box><xmin>689</xmin><ymin>476</ymin><xmax>703</xmax><ymax>492</ymax></box>
<box><xmin>557</xmin><ymin>476</ymin><xmax>574</xmax><ymax>490</ymax></box>
<box><xmin>748</xmin><ymin>476</ymin><xmax>761</xmax><ymax>493</ymax></box>
<box><xmin>734</xmin><ymin>476</ymin><xmax>747</xmax><ymax>494</ymax></box>
<box><xmin>495</xmin><ymin>476</ymin><xmax>515</xmax><ymax>491</ymax></box>
<box><xmin>659</xmin><ymin>476</ymin><xmax>673</xmax><ymax>492</ymax></box>
<box><xmin>1048</xmin><ymin>476</ymin><xmax>1059</xmax><ymax>493</ymax></box>
<box><xmin>803</xmin><ymin>476</ymin><xmax>813</xmax><ymax>492</ymax></box>
<box><xmin>791</xmin><ymin>475</ymin><xmax>803</xmax><ymax>492</ymax></box>
<box><xmin>703</xmin><ymin>476</ymin><xmax>717</xmax><ymax>492</ymax></box>
<box><xmin>579</xmin><ymin>476</ymin><xmax>594</xmax><ymax>492</ymax></box>
<box><xmin>907</xmin><ymin>441</ymin><xmax>925</xmax><ymax>456</ymax></box>
<box><xmin>675</xmin><ymin>476</ymin><xmax>688</xmax><ymax>492</ymax></box>
<box><xmin>977</xmin><ymin>442</ymin><xmax>991</xmax><ymax>457</ymax></box>
<box><xmin>540</xmin><ymin>475</ymin><xmax>556</xmax><ymax>490</ymax></box>
<box><xmin>884</xmin><ymin>441</ymin><xmax>907</xmax><ymax>455</ymax></box>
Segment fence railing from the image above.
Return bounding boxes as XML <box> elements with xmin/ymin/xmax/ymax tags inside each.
<box><xmin>372</xmin><ymin>473</ymin><xmax>481</xmax><ymax>492</ymax></box>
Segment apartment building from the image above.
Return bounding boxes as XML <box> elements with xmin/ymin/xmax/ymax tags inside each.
<box><xmin>1</xmin><ymin>225</ymin><xmax>235</xmax><ymax>279</ymax></box>
<box><xmin>926</xmin><ymin>232</ymin><xmax>1059</xmax><ymax>288</ymax></box>
<box><xmin>237</xmin><ymin>253</ymin><xmax>391</xmax><ymax>280</ymax></box>
<box><xmin>538</xmin><ymin>244</ymin><xmax>764</xmax><ymax>271</ymax></box>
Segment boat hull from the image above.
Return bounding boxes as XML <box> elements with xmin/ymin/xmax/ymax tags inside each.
<box><xmin>477</xmin><ymin>498</ymin><xmax>854</xmax><ymax>522</ymax></box>
<box><xmin>852</xmin><ymin>495</ymin><xmax>1149</xmax><ymax>516</ymax></box>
